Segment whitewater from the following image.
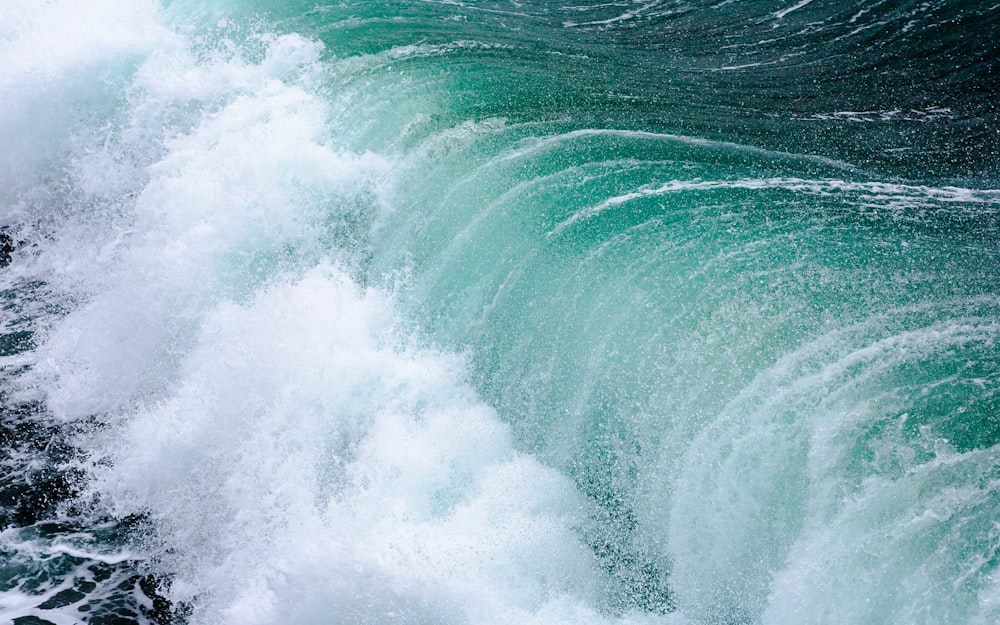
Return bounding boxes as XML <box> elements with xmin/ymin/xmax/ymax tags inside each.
<box><xmin>1</xmin><ymin>1</ymin><xmax>999</xmax><ymax>624</ymax></box>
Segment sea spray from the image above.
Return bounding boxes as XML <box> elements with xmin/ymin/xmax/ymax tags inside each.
<box><xmin>2</xmin><ymin>5</ymin><xmax>656</xmax><ymax>623</ymax></box>
<box><xmin>2</xmin><ymin>1</ymin><xmax>1000</xmax><ymax>624</ymax></box>
<box><xmin>78</xmin><ymin>264</ymin><xmax>610</xmax><ymax>625</ymax></box>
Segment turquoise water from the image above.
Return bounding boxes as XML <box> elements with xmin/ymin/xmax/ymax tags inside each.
<box><xmin>1</xmin><ymin>1</ymin><xmax>999</xmax><ymax>624</ymax></box>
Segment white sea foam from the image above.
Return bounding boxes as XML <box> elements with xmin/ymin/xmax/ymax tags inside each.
<box><xmin>1</xmin><ymin>4</ymin><xmax>685</xmax><ymax>624</ymax></box>
<box><xmin>550</xmin><ymin>177</ymin><xmax>1000</xmax><ymax>234</ymax></box>
<box><xmin>498</xmin><ymin>128</ymin><xmax>860</xmax><ymax>172</ymax></box>
<box><xmin>29</xmin><ymin>27</ymin><xmax>388</xmax><ymax>419</ymax></box>
<box><xmin>0</xmin><ymin>0</ymin><xmax>169</xmax><ymax>210</ymax></box>
<box><xmin>773</xmin><ymin>0</ymin><xmax>815</xmax><ymax>20</ymax></box>
<box><xmin>81</xmin><ymin>264</ymin><xmax>612</xmax><ymax>625</ymax></box>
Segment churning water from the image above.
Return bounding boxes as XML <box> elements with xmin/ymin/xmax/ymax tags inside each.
<box><xmin>2</xmin><ymin>1</ymin><xmax>999</xmax><ymax>624</ymax></box>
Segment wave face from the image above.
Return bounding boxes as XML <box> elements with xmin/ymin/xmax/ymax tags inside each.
<box><xmin>2</xmin><ymin>1</ymin><xmax>999</xmax><ymax>624</ymax></box>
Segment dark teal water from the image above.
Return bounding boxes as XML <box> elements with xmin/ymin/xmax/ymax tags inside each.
<box><xmin>1</xmin><ymin>1</ymin><xmax>999</xmax><ymax>624</ymax></box>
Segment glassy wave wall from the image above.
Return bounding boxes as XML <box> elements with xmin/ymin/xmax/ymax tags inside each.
<box><xmin>1</xmin><ymin>1</ymin><xmax>999</xmax><ymax>624</ymax></box>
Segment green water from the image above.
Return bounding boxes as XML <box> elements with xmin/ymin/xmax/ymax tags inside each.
<box><xmin>184</xmin><ymin>1</ymin><xmax>1000</xmax><ymax>621</ymax></box>
<box><xmin>283</xmin><ymin>2</ymin><xmax>1000</xmax><ymax>621</ymax></box>
<box><xmin>2</xmin><ymin>1</ymin><xmax>1000</xmax><ymax>624</ymax></box>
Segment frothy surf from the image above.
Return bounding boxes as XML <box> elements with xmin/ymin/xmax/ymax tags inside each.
<box><xmin>2</xmin><ymin>1</ymin><xmax>999</xmax><ymax>625</ymax></box>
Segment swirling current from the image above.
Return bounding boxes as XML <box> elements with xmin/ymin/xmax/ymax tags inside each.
<box><xmin>1</xmin><ymin>1</ymin><xmax>999</xmax><ymax>624</ymax></box>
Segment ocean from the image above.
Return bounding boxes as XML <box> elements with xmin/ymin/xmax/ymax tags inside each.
<box><xmin>1</xmin><ymin>1</ymin><xmax>999</xmax><ymax>624</ymax></box>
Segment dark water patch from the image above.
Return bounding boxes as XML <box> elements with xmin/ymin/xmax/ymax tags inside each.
<box><xmin>550</xmin><ymin>0</ymin><xmax>1000</xmax><ymax>181</ymax></box>
<box><xmin>1</xmin><ymin>518</ymin><xmax>188</xmax><ymax>625</ymax></box>
<box><xmin>0</xmin><ymin>398</ymin><xmax>82</xmax><ymax>530</ymax></box>
<box><xmin>13</xmin><ymin>616</ymin><xmax>57</xmax><ymax>625</ymax></box>
<box><xmin>0</xmin><ymin>331</ymin><xmax>35</xmax><ymax>357</ymax></box>
<box><xmin>584</xmin><ymin>491</ymin><xmax>675</xmax><ymax>614</ymax></box>
<box><xmin>264</xmin><ymin>1</ymin><xmax>999</xmax><ymax>181</ymax></box>
<box><xmin>0</xmin><ymin>230</ymin><xmax>13</xmax><ymax>268</ymax></box>
<box><xmin>0</xmin><ymin>259</ymin><xmax>178</xmax><ymax>624</ymax></box>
